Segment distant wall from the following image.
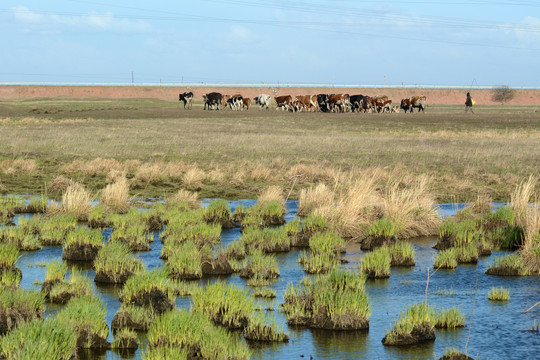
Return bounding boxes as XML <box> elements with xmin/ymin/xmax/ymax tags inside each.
<box><xmin>1</xmin><ymin>85</ymin><xmax>539</xmax><ymax>105</ymax></box>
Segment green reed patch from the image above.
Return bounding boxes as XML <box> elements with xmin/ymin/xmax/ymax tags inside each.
<box><xmin>388</xmin><ymin>242</ymin><xmax>415</xmax><ymax>267</ymax></box>
<box><xmin>0</xmin><ymin>243</ymin><xmax>19</xmax><ymax>268</ymax></box>
<box><xmin>309</xmin><ymin>231</ymin><xmax>346</xmax><ymax>255</ymax></box>
<box><xmin>0</xmin><ymin>287</ymin><xmax>45</xmax><ymax>318</ymax></box>
<box><xmin>56</xmin><ymin>296</ymin><xmax>110</xmax><ymax>349</ymax></box>
<box><xmin>44</xmin><ymin>259</ymin><xmax>68</xmax><ymax>283</ymax></box>
<box><xmin>253</xmin><ymin>287</ymin><xmax>276</xmax><ymax>298</ymax></box>
<box><xmin>204</xmin><ymin>199</ymin><xmax>233</xmax><ymax>225</ymax></box>
<box><xmin>486</xmin><ymin>253</ymin><xmax>527</xmax><ymax>276</ymax></box>
<box><xmin>192</xmin><ymin>280</ymin><xmax>254</xmax><ymax>329</ymax></box>
<box><xmin>0</xmin><ymin>225</ymin><xmax>41</xmax><ymax>251</ymax></box>
<box><xmin>243</xmin><ymin>312</ymin><xmax>289</xmax><ymax>342</ymax></box>
<box><xmin>112</xmin><ymin>328</ymin><xmax>138</xmax><ymax>350</ymax></box>
<box><xmin>240</xmin><ymin>249</ymin><xmax>280</xmax><ymax>279</ymax></box>
<box><xmin>112</xmin><ymin>304</ymin><xmax>157</xmax><ymax>333</ymax></box>
<box><xmin>369</xmin><ymin>217</ymin><xmax>401</xmax><ymax>238</ymax></box>
<box><xmin>165</xmin><ymin>241</ymin><xmax>203</xmax><ymax>280</ymax></box>
<box><xmin>0</xmin><ymin>270</ymin><xmax>21</xmax><ymax>289</ymax></box>
<box><xmin>0</xmin><ymin>318</ymin><xmax>77</xmax><ymax>360</ymax></box>
<box><xmin>147</xmin><ymin>309</ymin><xmax>251</xmax><ymax>360</ymax></box>
<box><xmin>434</xmin><ymin>248</ymin><xmax>458</xmax><ymax>269</ymax></box>
<box><xmin>488</xmin><ymin>286</ymin><xmax>510</xmax><ymax>301</ymax></box>
<box><xmin>455</xmin><ymin>243</ymin><xmax>479</xmax><ymax>263</ymax></box>
<box><xmin>241</xmin><ymin>226</ymin><xmax>290</xmax><ymax>253</ymax></box>
<box><xmin>94</xmin><ymin>241</ymin><xmax>143</xmax><ymax>284</ymax></box>
<box><xmin>120</xmin><ymin>267</ymin><xmax>175</xmax><ymax>313</ymax></box>
<box><xmin>49</xmin><ymin>269</ymin><xmax>94</xmax><ymax>304</ymax></box>
<box><xmin>142</xmin><ymin>345</ymin><xmax>189</xmax><ymax>360</ymax></box>
<box><xmin>110</xmin><ymin>223</ymin><xmax>152</xmax><ymax>251</ymax></box>
<box><xmin>382</xmin><ymin>302</ymin><xmax>436</xmax><ymax>346</ymax></box>
<box><xmin>435</xmin><ymin>306</ymin><xmax>466</xmax><ymax>328</ymax></box>
<box><xmin>360</xmin><ymin>247</ymin><xmax>391</xmax><ymax>279</ymax></box>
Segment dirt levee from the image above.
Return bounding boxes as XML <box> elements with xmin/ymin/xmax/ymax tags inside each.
<box><xmin>1</xmin><ymin>85</ymin><xmax>539</xmax><ymax>105</ymax></box>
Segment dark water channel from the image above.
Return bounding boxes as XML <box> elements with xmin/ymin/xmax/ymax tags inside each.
<box><xmin>13</xmin><ymin>201</ymin><xmax>540</xmax><ymax>360</ymax></box>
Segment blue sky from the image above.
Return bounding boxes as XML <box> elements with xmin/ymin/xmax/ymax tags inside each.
<box><xmin>1</xmin><ymin>0</ymin><xmax>540</xmax><ymax>87</ymax></box>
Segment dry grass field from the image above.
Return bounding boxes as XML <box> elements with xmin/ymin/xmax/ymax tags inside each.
<box><xmin>0</xmin><ymin>97</ymin><xmax>539</xmax><ymax>201</ymax></box>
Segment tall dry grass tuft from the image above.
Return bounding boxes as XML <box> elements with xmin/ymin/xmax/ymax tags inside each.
<box><xmin>47</xmin><ymin>175</ymin><xmax>75</xmax><ymax>193</ymax></box>
<box><xmin>250</xmin><ymin>165</ymin><xmax>272</xmax><ymax>181</ymax></box>
<box><xmin>297</xmin><ymin>183</ymin><xmax>335</xmax><ymax>217</ymax></box>
<box><xmin>183</xmin><ymin>166</ymin><xmax>206</xmax><ymax>189</ymax></box>
<box><xmin>317</xmin><ymin>176</ymin><xmax>381</xmax><ymax>240</ymax></box>
<box><xmin>101</xmin><ymin>176</ymin><xmax>130</xmax><ymax>214</ymax></box>
<box><xmin>287</xmin><ymin>164</ymin><xmax>340</xmax><ymax>183</ymax></box>
<box><xmin>61</xmin><ymin>182</ymin><xmax>92</xmax><ymax>221</ymax></box>
<box><xmin>258</xmin><ymin>186</ymin><xmax>284</xmax><ymax>206</ymax></box>
<box><xmin>207</xmin><ymin>167</ymin><xmax>225</xmax><ymax>184</ymax></box>
<box><xmin>382</xmin><ymin>175</ymin><xmax>440</xmax><ymax>238</ymax></box>
<box><xmin>62</xmin><ymin>158</ymin><xmax>122</xmax><ymax>177</ymax></box>
<box><xmin>511</xmin><ymin>175</ymin><xmax>537</xmax><ymax>228</ymax></box>
<box><xmin>166</xmin><ymin>189</ymin><xmax>201</xmax><ymax>209</ymax></box>
<box><xmin>106</xmin><ymin>169</ymin><xmax>126</xmax><ymax>184</ymax></box>
<box><xmin>1</xmin><ymin>159</ymin><xmax>37</xmax><ymax>175</ymax></box>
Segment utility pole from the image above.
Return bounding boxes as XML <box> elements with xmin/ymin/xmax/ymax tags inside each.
<box><xmin>131</xmin><ymin>71</ymin><xmax>134</xmax><ymax>86</ymax></box>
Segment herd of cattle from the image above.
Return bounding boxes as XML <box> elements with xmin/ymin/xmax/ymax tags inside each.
<box><xmin>178</xmin><ymin>91</ymin><xmax>427</xmax><ymax>113</ymax></box>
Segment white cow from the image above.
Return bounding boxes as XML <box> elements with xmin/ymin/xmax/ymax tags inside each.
<box><xmin>253</xmin><ymin>94</ymin><xmax>271</xmax><ymax>110</ymax></box>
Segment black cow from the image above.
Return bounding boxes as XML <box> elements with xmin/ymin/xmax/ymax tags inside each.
<box><xmin>349</xmin><ymin>95</ymin><xmax>364</xmax><ymax>112</ymax></box>
<box><xmin>317</xmin><ymin>94</ymin><xmax>330</xmax><ymax>112</ymax></box>
<box><xmin>179</xmin><ymin>91</ymin><xmax>194</xmax><ymax>109</ymax></box>
<box><xmin>203</xmin><ymin>92</ymin><xmax>222</xmax><ymax>110</ymax></box>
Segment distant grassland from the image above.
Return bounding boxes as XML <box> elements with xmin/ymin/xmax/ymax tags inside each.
<box><xmin>0</xmin><ymin>98</ymin><xmax>538</xmax><ymax>201</ymax></box>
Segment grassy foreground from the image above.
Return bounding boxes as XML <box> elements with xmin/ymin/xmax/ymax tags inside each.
<box><xmin>0</xmin><ymin>99</ymin><xmax>539</xmax><ymax>201</ymax></box>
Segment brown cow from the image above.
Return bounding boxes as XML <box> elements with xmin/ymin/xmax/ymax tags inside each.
<box><xmin>400</xmin><ymin>95</ymin><xmax>427</xmax><ymax>113</ymax></box>
<box><xmin>275</xmin><ymin>95</ymin><xmax>292</xmax><ymax>111</ymax></box>
<box><xmin>242</xmin><ymin>97</ymin><xmax>251</xmax><ymax>110</ymax></box>
<box><xmin>294</xmin><ymin>95</ymin><xmax>311</xmax><ymax>112</ymax></box>
<box><xmin>328</xmin><ymin>93</ymin><xmax>351</xmax><ymax>112</ymax></box>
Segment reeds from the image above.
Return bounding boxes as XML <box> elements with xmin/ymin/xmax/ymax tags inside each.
<box><xmin>488</xmin><ymin>286</ymin><xmax>510</xmax><ymax>301</ymax></box>
<box><xmin>166</xmin><ymin>189</ymin><xmax>201</xmax><ymax>209</ymax></box>
<box><xmin>112</xmin><ymin>304</ymin><xmax>157</xmax><ymax>333</ymax></box>
<box><xmin>0</xmin><ymin>243</ymin><xmax>19</xmax><ymax>269</ymax></box>
<box><xmin>192</xmin><ymin>280</ymin><xmax>254</xmax><ymax>329</ymax></box>
<box><xmin>60</xmin><ymin>182</ymin><xmax>92</xmax><ymax>221</ymax></box>
<box><xmin>299</xmin><ymin>231</ymin><xmax>344</xmax><ymax>274</ymax></box>
<box><xmin>0</xmin><ymin>318</ymin><xmax>77</xmax><ymax>360</ymax></box>
<box><xmin>39</xmin><ymin>213</ymin><xmax>78</xmax><ymax>246</ymax></box>
<box><xmin>0</xmin><ymin>288</ymin><xmax>45</xmax><ymax>332</ymax></box>
<box><xmin>455</xmin><ymin>243</ymin><xmax>479</xmax><ymax>264</ymax></box>
<box><xmin>241</xmin><ymin>226</ymin><xmax>290</xmax><ymax>253</ymax></box>
<box><xmin>360</xmin><ymin>247</ymin><xmax>391</xmax><ymax>279</ymax></box>
<box><xmin>101</xmin><ymin>176</ymin><xmax>130</xmax><ymax>214</ymax></box>
<box><xmin>388</xmin><ymin>242</ymin><xmax>415</xmax><ymax>267</ymax></box>
<box><xmin>243</xmin><ymin>312</ymin><xmax>289</xmax><ymax>342</ymax></box>
<box><xmin>119</xmin><ymin>267</ymin><xmax>175</xmax><ymax>314</ymax></box>
<box><xmin>48</xmin><ymin>269</ymin><xmax>94</xmax><ymax>304</ymax></box>
<box><xmin>62</xmin><ymin>227</ymin><xmax>103</xmax><ymax>261</ymax></box>
<box><xmin>146</xmin><ymin>309</ymin><xmax>251</xmax><ymax>360</ymax></box>
<box><xmin>240</xmin><ymin>249</ymin><xmax>280</xmax><ymax>279</ymax></box>
<box><xmin>94</xmin><ymin>241</ymin><xmax>143</xmax><ymax>284</ymax></box>
<box><xmin>165</xmin><ymin>241</ymin><xmax>203</xmax><ymax>280</ymax></box>
<box><xmin>382</xmin><ymin>302</ymin><xmax>436</xmax><ymax>346</ymax></box>
<box><xmin>435</xmin><ymin>307</ymin><xmax>466</xmax><ymax>328</ymax></box>
<box><xmin>297</xmin><ymin>183</ymin><xmax>335</xmax><ymax>217</ymax></box>
<box><xmin>111</xmin><ymin>328</ymin><xmax>138</xmax><ymax>350</ymax></box>
<box><xmin>56</xmin><ymin>295</ymin><xmax>110</xmax><ymax>349</ymax></box>
<box><xmin>44</xmin><ymin>259</ymin><xmax>68</xmax><ymax>283</ymax></box>
<box><xmin>434</xmin><ymin>248</ymin><xmax>458</xmax><ymax>270</ymax></box>
<box><xmin>204</xmin><ymin>199</ymin><xmax>234</xmax><ymax>228</ymax></box>
<box><xmin>253</xmin><ymin>287</ymin><xmax>276</xmax><ymax>298</ymax></box>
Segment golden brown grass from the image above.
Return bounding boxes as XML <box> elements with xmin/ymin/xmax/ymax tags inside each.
<box><xmin>297</xmin><ymin>183</ymin><xmax>335</xmax><ymax>217</ymax></box>
<box><xmin>166</xmin><ymin>189</ymin><xmax>201</xmax><ymax>209</ymax></box>
<box><xmin>382</xmin><ymin>176</ymin><xmax>440</xmax><ymax>238</ymax></box>
<box><xmin>511</xmin><ymin>175</ymin><xmax>537</xmax><ymax>228</ymax></box>
<box><xmin>101</xmin><ymin>176</ymin><xmax>130</xmax><ymax>214</ymax></box>
<box><xmin>59</xmin><ymin>182</ymin><xmax>92</xmax><ymax>221</ymax></box>
<box><xmin>1</xmin><ymin>159</ymin><xmax>37</xmax><ymax>175</ymax></box>
<box><xmin>258</xmin><ymin>185</ymin><xmax>285</xmax><ymax>206</ymax></box>
<box><xmin>183</xmin><ymin>166</ymin><xmax>206</xmax><ymax>189</ymax></box>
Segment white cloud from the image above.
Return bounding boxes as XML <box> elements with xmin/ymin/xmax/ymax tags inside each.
<box><xmin>11</xmin><ymin>6</ymin><xmax>44</xmax><ymax>23</ymax></box>
<box><xmin>10</xmin><ymin>6</ymin><xmax>150</xmax><ymax>34</ymax></box>
<box><xmin>227</xmin><ymin>25</ymin><xmax>254</xmax><ymax>42</ymax></box>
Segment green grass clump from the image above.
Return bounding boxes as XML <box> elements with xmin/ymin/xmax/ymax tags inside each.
<box><xmin>0</xmin><ymin>288</ymin><xmax>45</xmax><ymax>318</ymax></box>
<box><xmin>56</xmin><ymin>296</ymin><xmax>110</xmax><ymax>349</ymax></box>
<box><xmin>64</xmin><ymin>227</ymin><xmax>103</xmax><ymax>247</ymax></box>
<box><xmin>243</xmin><ymin>312</ymin><xmax>289</xmax><ymax>342</ymax></box>
<box><xmin>224</xmin><ymin>239</ymin><xmax>246</xmax><ymax>260</ymax></box>
<box><xmin>165</xmin><ymin>241</ymin><xmax>202</xmax><ymax>280</ymax></box>
<box><xmin>282</xmin><ymin>269</ymin><xmax>371</xmax><ymax>330</ymax></box>
<box><xmin>204</xmin><ymin>199</ymin><xmax>233</xmax><ymax>225</ymax></box>
<box><xmin>112</xmin><ymin>304</ymin><xmax>157</xmax><ymax>333</ymax></box>
<box><xmin>241</xmin><ymin>226</ymin><xmax>290</xmax><ymax>253</ymax></box>
<box><xmin>0</xmin><ymin>318</ymin><xmax>77</xmax><ymax>360</ymax></box>
<box><xmin>253</xmin><ymin>287</ymin><xmax>276</xmax><ymax>298</ymax></box>
<box><xmin>192</xmin><ymin>281</ymin><xmax>254</xmax><ymax>329</ymax></box>
<box><xmin>434</xmin><ymin>248</ymin><xmax>458</xmax><ymax>269</ymax></box>
<box><xmin>25</xmin><ymin>196</ymin><xmax>48</xmax><ymax>213</ymax></box>
<box><xmin>94</xmin><ymin>241</ymin><xmax>143</xmax><ymax>284</ymax></box>
<box><xmin>360</xmin><ymin>247</ymin><xmax>391</xmax><ymax>278</ymax></box>
<box><xmin>486</xmin><ymin>253</ymin><xmax>527</xmax><ymax>276</ymax></box>
<box><xmin>88</xmin><ymin>204</ymin><xmax>110</xmax><ymax>228</ymax></box>
<box><xmin>455</xmin><ymin>243</ymin><xmax>479</xmax><ymax>263</ymax></box>
<box><xmin>388</xmin><ymin>242</ymin><xmax>415</xmax><ymax>266</ymax></box>
<box><xmin>435</xmin><ymin>307</ymin><xmax>466</xmax><ymax>328</ymax></box>
<box><xmin>309</xmin><ymin>231</ymin><xmax>345</xmax><ymax>255</ymax></box>
<box><xmin>0</xmin><ymin>270</ymin><xmax>21</xmax><ymax>289</ymax></box>
<box><xmin>112</xmin><ymin>328</ymin><xmax>138</xmax><ymax>350</ymax></box>
<box><xmin>120</xmin><ymin>267</ymin><xmax>175</xmax><ymax>312</ymax></box>
<box><xmin>143</xmin><ymin>345</ymin><xmax>188</xmax><ymax>360</ymax></box>
<box><xmin>0</xmin><ymin>243</ymin><xmax>19</xmax><ymax>268</ymax></box>
<box><xmin>488</xmin><ymin>286</ymin><xmax>510</xmax><ymax>301</ymax></box>
<box><xmin>110</xmin><ymin>224</ymin><xmax>152</xmax><ymax>251</ymax></box>
<box><xmin>301</xmin><ymin>251</ymin><xmax>340</xmax><ymax>274</ymax></box>
<box><xmin>242</xmin><ymin>200</ymin><xmax>285</xmax><ymax>228</ymax></box>
<box><xmin>49</xmin><ymin>269</ymin><xmax>94</xmax><ymax>304</ymax></box>
<box><xmin>147</xmin><ymin>309</ymin><xmax>251</xmax><ymax>359</ymax></box>
<box><xmin>240</xmin><ymin>249</ymin><xmax>280</xmax><ymax>279</ymax></box>
<box><xmin>0</xmin><ymin>225</ymin><xmax>42</xmax><ymax>251</ymax></box>
<box><xmin>285</xmin><ymin>217</ymin><xmax>301</xmax><ymax>236</ymax></box>
<box><xmin>303</xmin><ymin>213</ymin><xmax>329</xmax><ymax>232</ymax></box>
<box><xmin>382</xmin><ymin>302</ymin><xmax>436</xmax><ymax>346</ymax></box>
<box><xmin>44</xmin><ymin>259</ymin><xmax>68</xmax><ymax>283</ymax></box>
<box><xmin>369</xmin><ymin>217</ymin><xmax>400</xmax><ymax>238</ymax></box>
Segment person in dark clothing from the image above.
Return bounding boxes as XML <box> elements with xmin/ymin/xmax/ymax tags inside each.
<box><xmin>465</xmin><ymin>92</ymin><xmax>474</xmax><ymax>113</ymax></box>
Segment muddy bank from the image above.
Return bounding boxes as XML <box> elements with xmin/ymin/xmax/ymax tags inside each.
<box><xmin>1</xmin><ymin>85</ymin><xmax>539</xmax><ymax>105</ymax></box>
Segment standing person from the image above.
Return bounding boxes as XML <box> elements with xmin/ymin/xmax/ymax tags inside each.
<box><xmin>465</xmin><ymin>92</ymin><xmax>474</xmax><ymax>113</ymax></box>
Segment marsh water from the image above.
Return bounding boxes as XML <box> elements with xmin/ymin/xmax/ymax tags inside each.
<box><xmin>12</xmin><ymin>200</ymin><xmax>540</xmax><ymax>360</ymax></box>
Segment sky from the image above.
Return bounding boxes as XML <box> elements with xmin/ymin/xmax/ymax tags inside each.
<box><xmin>1</xmin><ymin>0</ymin><xmax>540</xmax><ymax>87</ymax></box>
